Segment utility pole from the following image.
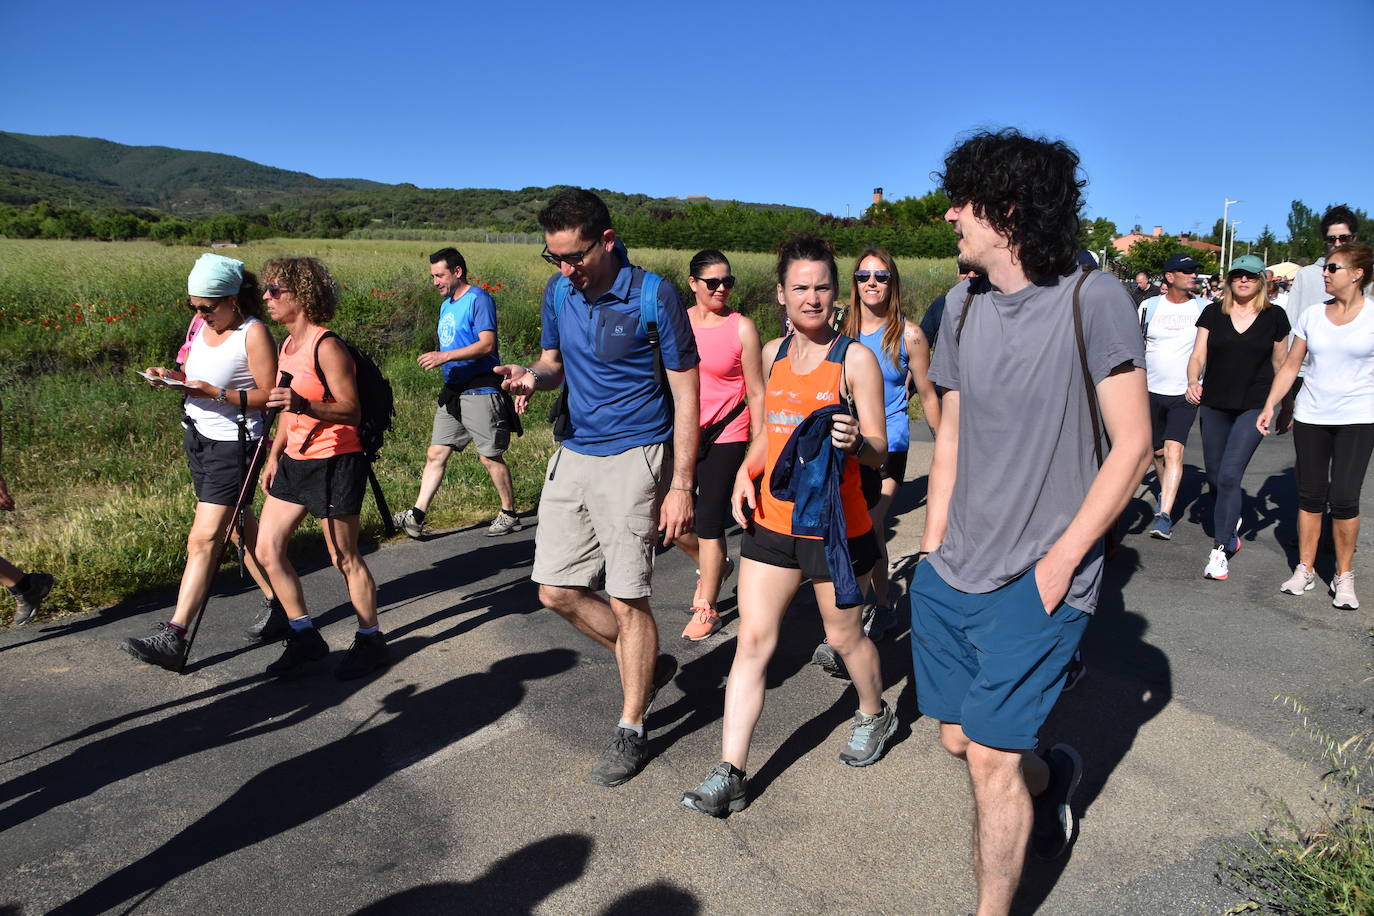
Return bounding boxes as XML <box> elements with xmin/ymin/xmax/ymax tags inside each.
<box><xmin>1222</xmin><ymin>198</ymin><xmax>1240</xmax><ymax>272</ymax></box>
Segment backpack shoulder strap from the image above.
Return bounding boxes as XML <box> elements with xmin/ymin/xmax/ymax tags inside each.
<box><xmin>553</xmin><ymin>276</ymin><xmax>572</xmax><ymax>321</ymax></box>
<box><xmin>639</xmin><ymin>272</ymin><xmax>660</xmax><ymax>329</ymax></box>
<box><xmin>313</xmin><ymin>329</ymin><xmax>342</xmax><ymax>402</ymax></box>
<box><xmin>1070</xmin><ymin>267</ymin><xmax>1104</xmax><ymax>468</ymax></box>
<box><xmin>954</xmin><ymin>281</ymin><xmax>978</xmax><ymax>345</ymax></box>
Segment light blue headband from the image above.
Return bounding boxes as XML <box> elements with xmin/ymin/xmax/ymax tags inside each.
<box><xmin>187</xmin><ymin>253</ymin><xmax>244</xmax><ymax>297</ymax></box>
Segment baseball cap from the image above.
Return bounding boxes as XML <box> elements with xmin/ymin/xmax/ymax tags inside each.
<box><xmin>1228</xmin><ymin>254</ymin><xmax>1266</xmax><ymax>276</ymax></box>
<box><xmin>1162</xmin><ymin>253</ymin><xmax>1198</xmax><ymax>274</ymax></box>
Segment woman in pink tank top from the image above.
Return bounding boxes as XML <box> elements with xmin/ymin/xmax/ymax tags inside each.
<box><xmin>672</xmin><ymin>250</ymin><xmax>765</xmax><ymax>641</ymax></box>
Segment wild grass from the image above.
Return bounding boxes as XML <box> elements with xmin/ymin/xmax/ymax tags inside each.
<box><xmin>0</xmin><ymin>238</ymin><xmax>955</xmax><ymax>620</ymax></box>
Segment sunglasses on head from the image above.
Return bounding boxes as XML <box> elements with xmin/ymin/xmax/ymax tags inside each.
<box><xmin>693</xmin><ymin>275</ymin><xmax>736</xmax><ymax>291</ymax></box>
<box><xmin>854</xmin><ymin>270</ymin><xmax>892</xmax><ymax>284</ymax></box>
<box><xmin>1326</xmin><ymin>233</ymin><xmax>1354</xmax><ymax>245</ymax></box>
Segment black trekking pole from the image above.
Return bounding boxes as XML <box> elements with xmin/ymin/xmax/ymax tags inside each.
<box><xmin>178</xmin><ymin>372</ymin><xmax>293</xmax><ymax>674</ymax></box>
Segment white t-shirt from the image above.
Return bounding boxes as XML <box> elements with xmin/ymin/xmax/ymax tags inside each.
<box><xmin>1139</xmin><ymin>294</ymin><xmax>1208</xmax><ymax>396</ymax></box>
<box><xmin>1293</xmin><ymin>297</ymin><xmax>1374</xmax><ymax>425</ymax></box>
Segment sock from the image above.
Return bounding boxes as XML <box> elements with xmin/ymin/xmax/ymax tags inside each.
<box><xmin>168</xmin><ymin>622</ymin><xmax>188</xmax><ymax>636</ymax></box>
<box><xmin>357</xmin><ymin>625</ymin><xmax>379</xmax><ymax>635</ymax></box>
<box><xmin>724</xmin><ymin>762</ymin><xmax>746</xmax><ymax>779</ymax></box>
<box><xmin>617</xmin><ymin>720</ymin><xmax>645</xmax><ymax>737</ymax></box>
<box><xmin>9</xmin><ymin>573</ymin><xmax>31</xmax><ymax>595</ymax></box>
<box><xmin>500</xmin><ymin>508</ymin><xmax>517</xmax><ymax>517</ymax></box>
<box><xmin>288</xmin><ymin>616</ymin><xmax>314</xmax><ymax>632</ymax></box>
<box><xmin>411</xmin><ymin>507</ymin><xmax>426</xmax><ymax>523</ymax></box>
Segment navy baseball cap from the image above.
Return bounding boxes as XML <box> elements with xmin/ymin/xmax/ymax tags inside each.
<box><xmin>1162</xmin><ymin>254</ymin><xmax>1198</xmax><ymax>273</ymax></box>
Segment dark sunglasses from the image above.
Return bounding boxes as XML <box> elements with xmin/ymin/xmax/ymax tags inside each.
<box><xmin>853</xmin><ymin>270</ymin><xmax>892</xmax><ymax>284</ymax></box>
<box><xmin>188</xmin><ymin>301</ymin><xmax>220</xmax><ymax>315</ymax></box>
<box><xmin>1228</xmin><ymin>271</ymin><xmax>1261</xmax><ymax>281</ymax></box>
<box><xmin>693</xmin><ymin>275</ymin><xmax>736</xmax><ymax>291</ymax></box>
<box><xmin>540</xmin><ymin>239</ymin><xmax>599</xmax><ymax>267</ymax></box>
<box><xmin>263</xmin><ymin>283</ymin><xmax>292</xmax><ymax>299</ymax></box>
<box><xmin>1324</xmin><ymin>262</ymin><xmax>1354</xmax><ymax>274</ymax></box>
<box><xmin>1325</xmin><ymin>233</ymin><xmax>1354</xmax><ymax>245</ymax></box>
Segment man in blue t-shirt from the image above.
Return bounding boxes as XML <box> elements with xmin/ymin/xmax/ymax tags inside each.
<box><xmin>498</xmin><ymin>188</ymin><xmax>700</xmax><ymax>789</ymax></box>
<box><xmin>392</xmin><ymin>247</ymin><xmax>521</xmax><ymax>539</ymax></box>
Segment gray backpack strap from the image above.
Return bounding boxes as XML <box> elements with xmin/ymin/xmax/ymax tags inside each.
<box><xmin>1070</xmin><ymin>266</ymin><xmax>1104</xmax><ymax>468</ymax></box>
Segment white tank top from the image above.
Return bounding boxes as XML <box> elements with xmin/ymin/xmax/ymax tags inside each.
<box><xmin>183</xmin><ymin>317</ymin><xmax>267</xmax><ymax>441</ymax></box>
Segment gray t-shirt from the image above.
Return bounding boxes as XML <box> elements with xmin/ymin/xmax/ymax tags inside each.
<box><xmin>927</xmin><ymin>270</ymin><xmax>1145</xmax><ymax>613</ymax></box>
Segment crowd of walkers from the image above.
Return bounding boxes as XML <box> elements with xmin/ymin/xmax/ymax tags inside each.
<box><xmin>5</xmin><ymin>129</ymin><xmax>1369</xmax><ymax>916</ymax></box>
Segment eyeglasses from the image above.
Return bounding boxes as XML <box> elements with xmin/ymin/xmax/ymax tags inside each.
<box><xmin>1325</xmin><ymin>234</ymin><xmax>1354</xmax><ymax>245</ymax></box>
<box><xmin>693</xmin><ymin>275</ymin><xmax>736</xmax><ymax>291</ymax></box>
<box><xmin>853</xmin><ymin>270</ymin><xmax>892</xmax><ymax>284</ymax></box>
<box><xmin>540</xmin><ymin>239</ymin><xmax>600</xmax><ymax>267</ymax></box>
<box><xmin>263</xmin><ymin>284</ymin><xmax>292</xmax><ymax>299</ymax></box>
<box><xmin>1324</xmin><ymin>262</ymin><xmax>1354</xmax><ymax>274</ymax></box>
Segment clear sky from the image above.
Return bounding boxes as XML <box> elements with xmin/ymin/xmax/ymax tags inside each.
<box><xmin>2</xmin><ymin>0</ymin><xmax>1369</xmax><ymax>244</ymax></box>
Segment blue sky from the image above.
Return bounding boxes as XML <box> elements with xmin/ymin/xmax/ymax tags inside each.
<box><xmin>2</xmin><ymin>0</ymin><xmax>1368</xmax><ymax>244</ymax></box>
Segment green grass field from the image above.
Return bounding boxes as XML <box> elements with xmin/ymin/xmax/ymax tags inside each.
<box><xmin>0</xmin><ymin>238</ymin><xmax>956</xmax><ymax>621</ymax></box>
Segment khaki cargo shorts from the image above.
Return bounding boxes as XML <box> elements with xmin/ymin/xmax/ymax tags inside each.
<box><xmin>431</xmin><ymin>394</ymin><xmax>509</xmax><ymax>458</ymax></box>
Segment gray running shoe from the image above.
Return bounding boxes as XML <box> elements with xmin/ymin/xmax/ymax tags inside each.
<box><xmin>244</xmin><ymin>596</ymin><xmax>290</xmax><ymax>642</ymax></box>
<box><xmin>682</xmin><ymin>761</ymin><xmax>747</xmax><ymax>817</ymax></box>
<box><xmin>838</xmin><ymin>701</ymin><xmax>897</xmax><ymax>766</ymax></box>
<box><xmin>392</xmin><ymin>508</ymin><xmax>424</xmax><ymax>539</ymax></box>
<box><xmin>486</xmin><ymin>509</ymin><xmax>523</xmax><ymax>537</ymax></box>
<box><xmin>1030</xmin><ymin>743</ymin><xmax>1083</xmax><ymax>861</ymax></box>
<box><xmin>810</xmin><ymin>640</ymin><xmax>850</xmax><ymax>680</ymax></box>
<box><xmin>863</xmin><ymin>602</ymin><xmax>897</xmax><ymax>642</ymax></box>
<box><xmin>589</xmin><ymin>727</ymin><xmax>650</xmax><ymax>787</ymax></box>
<box><xmin>123</xmin><ymin>622</ymin><xmax>187</xmax><ymax>671</ymax></box>
<box><xmin>11</xmin><ymin>572</ymin><xmax>54</xmax><ymax>626</ymax></box>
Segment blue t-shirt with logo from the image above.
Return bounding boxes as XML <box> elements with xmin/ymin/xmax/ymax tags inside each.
<box><xmin>540</xmin><ymin>254</ymin><xmax>699</xmax><ymax>457</ymax></box>
<box><xmin>439</xmin><ymin>286</ymin><xmax>500</xmax><ymax>393</ymax></box>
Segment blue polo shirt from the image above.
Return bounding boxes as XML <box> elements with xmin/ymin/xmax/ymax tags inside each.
<box><xmin>439</xmin><ymin>286</ymin><xmax>500</xmax><ymax>393</ymax></box>
<box><xmin>540</xmin><ymin>252</ymin><xmax>698</xmax><ymax>456</ymax></box>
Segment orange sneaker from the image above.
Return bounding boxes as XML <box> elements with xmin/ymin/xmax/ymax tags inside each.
<box><xmin>681</xmin><ymin>605</ymin><xmax>722</xmax><ymax>641</ymax></box>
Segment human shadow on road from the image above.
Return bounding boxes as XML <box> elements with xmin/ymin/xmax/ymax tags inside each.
<box><xmin>349</xmin><ymin>833</ymin><xmax>592</xmax><ymax>915</ymax></box>
<box><xmin>50</xmin><ymin>649</ymin><xmax>577</xmax><ymax>916</ymax></box>
<box><xmin>1011</xmin><ymin>545</ymin><xmax>1172</xmax><ymax>914</ymax></box>
<box><xmin>601</xmin><ymin>881</ymin><xmax>699</xmax><ymax>915</ymax></box>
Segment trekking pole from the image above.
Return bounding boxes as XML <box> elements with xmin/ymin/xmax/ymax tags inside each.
<box><xmin>178</xmin><ymin>372</ymin><xmax>293</xmax><ymax>673</ymax></box>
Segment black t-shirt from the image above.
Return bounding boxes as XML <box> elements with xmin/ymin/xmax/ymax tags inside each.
<box><xmin>920</xmin><ymin>294</ymin><xmax>947</xmax><ymax>349</ymax></box>
<box><xmin>1197</xmin><ymin>302</ymin><xmax>1290</xmax><ymax>410</ymax></box>
<box><xmin>1130</xmin><ymin>283</ymin><xmax>1160</xmax><ymax>306</ymax></box>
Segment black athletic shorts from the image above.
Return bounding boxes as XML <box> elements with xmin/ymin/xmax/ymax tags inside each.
<box><xmin>1148</xmin><ymin>392</ymin><xmax>1198</xmax><ymax>450</ymax></box>
<box><xmin>184</xmin><ymin>426</ymin><xmax>253</xmax><ymax>507</ymax></box>
<box><xmin>269</xmin><ymin>452</ymin><xmax>367</xmax><ymax>518</ymax></box>
<box><xmin>741</xmin><ymin>523</ymin><xmax>877</xmax><ymax>581</ymax></box>
<box><xmin>861</xmin><ymin>449</ymin><xmax>909</xmax><ymax>508</ymax></box>
<box><xmin>696</xmin><ymin>440</ymin><xmax>747</xmax><ymax>539</ymax></box>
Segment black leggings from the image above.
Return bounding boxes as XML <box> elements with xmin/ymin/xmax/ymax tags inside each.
<box><xmin>695</xmin><ymin>440</ymin><xmax>748</xmax><ymax>539</ymax></box>
<box><xmin>1293</xmin><ymin>421</ymin><xmax>1374</xmax><ymax>519</ymax></box>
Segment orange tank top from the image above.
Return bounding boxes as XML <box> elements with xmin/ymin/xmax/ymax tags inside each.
<box><xmin>279</xmin><ymin>325</ymin><xmax>362</xmax><ymax>459</ymax></box>
<box><xmin>755</xmin><ymin>336</ymin><xmax>872</xmax><ymax>539</ymax></box>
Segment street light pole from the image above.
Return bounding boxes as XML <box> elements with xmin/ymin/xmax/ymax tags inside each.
<box><xmin>1229</xmin><ymin>220</ymin><xmax>1241</xmax><ymax>267</ymax></box>
<box><xmin>1222</xmin><ymin>198</ymin><xmax>1240</xmax><ymax>275</ymax></box>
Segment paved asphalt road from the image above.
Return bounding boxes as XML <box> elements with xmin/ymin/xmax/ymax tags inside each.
<box><xmin>2</xmin><ymin>421</ymin><xmax>1372</xmax><ymax>915</ymax></box>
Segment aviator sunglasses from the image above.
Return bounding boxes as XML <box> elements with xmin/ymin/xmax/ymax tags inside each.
<box><xmin>1325</xmin><ymin>233</ymin><xmax>1354</xmax><ymax>245</ymax></box>
<box><xmin>854</xmin><ymin>270</ymin><xmax>892</xmax><ymax>284</ymax></box>
<box><xmin>693</xmin><ymin>275</ymin><xmax>736</xmax><ymax>291</ymax></box>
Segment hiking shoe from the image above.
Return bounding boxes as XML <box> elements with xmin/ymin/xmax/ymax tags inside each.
<box><xmin>265</xmin><ymin>625</ymin><xmax>329</xmax><ymax>678</ymax></box>
<box><xmin>392</xmin><ymin>508</ymin><xmax>424</xmax><ymax>539</ymax></box>
<box><xmin>486</xmin><ymin>510</ymin><xmax>523</xmax><ymax>537</ymax></box>
<box><xmin>1331</xmin><ymin>571</ymin><xmax>1359</xmax><ymax>610</ymax></box>
<box><xmin>863</xmin><ymin>602</ymin><xmax>897</xmax><ymax>642</ymax></box>
<box><xmin>645</xmin><ymin>653</ymin><xmax>678</xmax><ymax>716</ymax></box>
<box><xmin>335</xmin><ymin>631</ymin><xmax>391</xmax><ymax>680</ymax></box>
<box><xmin>810</xmin><ymin>640</ymin><xmax>850</xmax><ymax>680</ymax></box>
<box><xmin>1203</xmin><ymin>548</ymin><xmax>1228</xmax><ymax>580</ymax></box>
<box><xmin>681</xmin><ymin>606</ymin><xmax>722</xmax><ymax>641</ymax></box>
<box><xmin>1030</xmin><ymin>743</ymin><xmax>1083</xmax><ymax>861</ymax></box>
<box><xmin>588</xmin><ymin>727</ymin><xmax>650</xmax><ymax>787</ymax></box>
<box><xmin>123</xmin><ymin>622</ymin><xmax>186</xmax><ymax>671</ymax></box>
<box><xmin>1279</xmin><ymin>563</ymin><xmax>1316</xmax><ymax>596</ymax></box>
<box><xmin>1063</xmin><ymin>651</ymin><xmax>1087</xmax><ymax>692</ymax></box>
<box><xmin>1148</xmin><ymin>513</ymin><xmax>1173</xmax><ymax>540</ymax></box>
<box><xmin>244</xmin><ymin>596</ymin><xmax>290</xmax><ymax>642</ymax></box>
<box><xmin>11</xmin><ymin>572</ymin><xmax>54</xmax><ymax>626</ymax></box>
<box><xmin>839</xmin><ymin>701</ymin><xmax>898</xmax><ymax>766</ymax></box>
<box><xmin>681</xmin><ymin>761</ymin><xmax>747</xmax><ymax>817</ymax></box>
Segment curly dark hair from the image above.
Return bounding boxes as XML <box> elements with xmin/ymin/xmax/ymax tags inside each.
<box><xmin>261</xmin><ymin>257</ymin><xmax>340</xmax><ymax>324</ymax></box>
<box><xmin>936</xmin><ymin>128</ymin><xmax>1086</xmax><ymax>279</ymax></box>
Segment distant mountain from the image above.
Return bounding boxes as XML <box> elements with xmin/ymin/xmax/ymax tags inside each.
<box><xmin>0</xmin><ymin>131</ymin><xmax>815</xmax><ymax>223</ymax></box>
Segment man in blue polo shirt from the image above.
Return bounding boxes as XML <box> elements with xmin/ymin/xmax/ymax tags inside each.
<box><xmin>393</xmin><ymin>247</ymin><xmax>520</xmax><ymax>539</ymax></box>
<box><xmin>498</xmin><ymin>188</ymin><xmax>700</xmax><ymax>788</ymax></box>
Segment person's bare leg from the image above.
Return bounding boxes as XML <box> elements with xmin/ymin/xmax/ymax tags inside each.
<box><xmin>230</xmin><ymin>509</ymin><xmax>276</xmax><ymax>600</ymax></box>
<box><xmin>721</xmin><ymin>559</ymin><xmax>800</xmax><ymax>769</ymax></box>
<box><xmin>815</xmin><ymin>574</ymin><xmax>882</xmax><ymax>715</ymax></box>
<box><xmin>1333</xmin><ymin>516</ymin><xmax>1360</xmax><ymax>575</ymax></box>
<box><xmin>608</xmin><ymin>595</ymin><xmax>658</xmax><ymax>726</ymax></box>
<box><xmin>169</xmin><ymin>502</ymin><xmax>235</xmax><ymax>629</ymax></box>
<box><xmin>1158</xmin><ymin>440</ymin><xmax>1185</xmax><ymax>518</ymax></box>
<box><xmin>255</xmin><ymin>495</ymin><xmax>311</xmax><ymax>620</ymax></box>
<box><xmin>1151</xmin><ymin>448</ymin><xmax>1167</xmax><ymax>503</ymax></box>
<box><xmin>539</xmin><ymin>584</ymin><xmax>619</xmax><ymax>651</ymax></box>
<box><xmin>413</xmin><ymin>445</ymin><xmax>452</xmax><ymax>514</ymax></box>
<box><xmin>479</xmin><ymin>453</ymin><xmax>515</xmax><ymax>512</ymax></box>
<box><xmin>322</xmin><ymin>515</ymin><xmax>378</xmax><ymax>629</ymax></box>
<box><xmin>1297</xmin><ymin>509</ymin><xmax>1322</xmax><ymax>569</ymax></box>
<box><xmin>967</xmin><ymin>741</ymin><xmax>1035</xmax><ymax>916</ymax></box>
<box><xmin>0</xmin><ymin>554</ymin><xmax>24</xmax><ymax>588</ymax></box>
<box><xmin>695</xmin><ymin>536</ymin><xmax>728</xmax><ymax>608</ymax></box>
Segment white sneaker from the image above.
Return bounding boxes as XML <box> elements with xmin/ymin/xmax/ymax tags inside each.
<box><xmin>1279</xmin><ymin>563</ymin><xmax>1316</xmax><ymax>595</ymax></box>
<box><xmin>1331</xmin><ymin>571</ymin><xmax>1359</xmax><ymax>610</ymax></box>
<box><xmin>1203</xmin><ymin>548</ymin><xmax>1228</xmax><ymax>580</ymax></box>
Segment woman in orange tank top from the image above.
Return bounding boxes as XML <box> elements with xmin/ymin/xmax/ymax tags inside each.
<box><xmin>257</xmin><ymin>257</ymin><xmax>389</xmax><ymax>681</ymax></box>
<box><xmin>682</xmin><ymin>237</ymin><xmax>895</xmax><ymax>818</ymax></box>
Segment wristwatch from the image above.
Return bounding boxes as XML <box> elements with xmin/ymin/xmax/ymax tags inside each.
<box><xmin>215</xmin><ymin>387</ymin><xmax>228</xmax><ymax>404</ymax></box>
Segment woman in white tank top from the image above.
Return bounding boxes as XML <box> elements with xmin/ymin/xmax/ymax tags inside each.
<box><xmin>123</xmin><ymin>254</ymin><xmax>283</xmax><ymax>671</ymax></box>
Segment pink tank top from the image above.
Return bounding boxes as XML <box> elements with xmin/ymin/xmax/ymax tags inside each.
<box><xmin>694</xmin><ymin>311</ymin><xmax>750</xmax><ymax>444</ymax></box>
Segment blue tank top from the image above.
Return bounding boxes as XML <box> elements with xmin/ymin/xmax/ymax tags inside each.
<box><xmin>859</xmin><ymin>326</ymin><xmax>910</xmax><ymax>451</ymax></box>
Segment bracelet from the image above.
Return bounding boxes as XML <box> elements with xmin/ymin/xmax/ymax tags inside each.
<box><xmin>670</xmin><ymin>485</ymin><xmax>693</xmax><ymax>492</ymax></box>
<box><xmin>215</xmin><ymin>387</ymin><xmax>227</xmax><ymax>404</ymax></box>
<box><xmin>853</xmin><ymin>434</ymin><xmax>867</xmax><ymax>457</ymax></box>
<box><xmin>525</xmin><ymin>366</ymin><xmax>541</xmax><ymax>389</ymax></box>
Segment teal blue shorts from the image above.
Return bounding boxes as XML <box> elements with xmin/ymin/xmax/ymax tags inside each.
<box><xmin>910</xmin><ymin>560</ymin><xmax>1088</xmax><ymax>750</ymax></box>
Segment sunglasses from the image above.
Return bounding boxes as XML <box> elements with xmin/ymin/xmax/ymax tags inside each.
<box><xmin>693</xmin><ymin>275</ymin><xmax>736</xmax><ymax>291</ymax></box>
<box><xmin>1228</xmin><ymin>271</ymin><xmax>1261</xmax><ymax>281</ymax></box>
<box><xmin>854</xmin><ymin>270</ymin><xmax>892</xmax><ymax>284</ymax></box>
<box><xmin>540</xmin><ymin>239</ymin><xmax>600</xmax><ymax>268</ymax></box>
<box><xmin>188</xmin><ymin>301</ymin><xmax>221</xmax><ymax>315</ymax></box>
<box><xmin>263</xmin><ymin>283</ymin><xmax>292</xmax><ymax>299</ymax></box>
<box><xmin>1324</xmin><ymin>262</ymin><xmax>1354</xmax><ymax>274</ymax></box>
<box><xmin>1325</xmin><ymin>233</ymin><xmax>1354</xmax><ymax>245</ymax></box>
